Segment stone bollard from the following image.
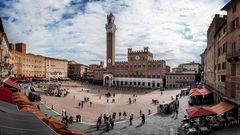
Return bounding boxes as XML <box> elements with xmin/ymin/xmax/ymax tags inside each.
<box><xmin>44</xmin><ymin>100</ymin><xmax>47</xmax><ymax>104</ymax></box>
<box><xmin>148</xmin><ymin>109</ymin><xmax>151</xmax><ymax>115</ymax></box>
<box><xmin>51</xmin><ymin>105</ymin><xmax>54</xmax><ymax>110</ymax></box>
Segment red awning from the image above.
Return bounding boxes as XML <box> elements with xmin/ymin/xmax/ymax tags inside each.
<box><xmin>4</xmin><ymin>79</ymin><xmax>21</xmax><ymax>89</ymax></box>
<box><xmin>211</xmin><ymin>102</ymin><xmax>236</xmax><ymax>114</ymax></box>
<box><xmin>189</xmin><ymin>89</ymin><xmax>202</xmax><ymax>97</ymax></box>
<box><xmin>186</xmin><ymin>106</ymin><xmax>217</xmax><ymax>118</ymax></box>
<box><xmin>0</xmin><ymin>86</ymin><xmax>13</xmax><ymax>103</ymax></box>
<box><xmin>32</xmin><ymin>77</ymin><xmax>45</xmax><ymax>81</ymax></box>
<box><xmin>198</xmin><ymin>88</ymin><xmax>212</xmax><ymax>95</ymax></box>
<box><xmin>10</xmin><ymin>77</ymin><xmax>31</xmax><ymax>83</ymax></box>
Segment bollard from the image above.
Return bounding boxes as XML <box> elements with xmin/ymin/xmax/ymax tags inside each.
<box><xmin>51</xmin><ymin>105</ymin><xmax>54</xmax><ymax>110</ymax></box>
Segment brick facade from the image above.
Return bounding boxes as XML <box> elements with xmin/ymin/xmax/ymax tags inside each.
<box><xmin>202</xmin><ymin>0</ymin><xmax>240</xmax><ymax>101</ymax></box>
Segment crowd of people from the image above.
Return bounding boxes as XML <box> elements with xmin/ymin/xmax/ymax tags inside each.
<box><xmin>95</xmin><ymin>111</ymin><xmax>147</xmax><ymax>132</ymax></box>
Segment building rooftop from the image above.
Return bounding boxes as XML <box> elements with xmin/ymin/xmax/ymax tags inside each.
<box><xmin>221</xmin><ymin>0</ymin><xmax>238</xmax><ymax>11</ymax></box>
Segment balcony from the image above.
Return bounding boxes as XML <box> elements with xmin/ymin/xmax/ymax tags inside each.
<box><xmin>226</xmin><ymin>49</ymin><xmax>240</xmax><ymax>63</ymax></box>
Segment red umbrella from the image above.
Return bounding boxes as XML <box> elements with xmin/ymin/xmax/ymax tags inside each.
<box><xmin>0</xmin><ymin>86</ymin><xmax>13</xmax><ymax>103</ymax></box>
<box><xmin>186</xmin><ymin>106</ymin><xmax>217</xmax><ymax>118</ymax></box>
<box><xmin>198</xmin><ymin>88</ymin><xmax>212</xmax><ymax>95</ymax></box>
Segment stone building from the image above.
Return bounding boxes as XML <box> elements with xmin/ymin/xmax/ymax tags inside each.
<box><xmin>103</xmin><ymin>13</ymin><xmax>166</xmax><ymax>88</ymax></box>
<box><xmin>202</xmin><ymin>0</ymin><xmax>240</xmax><ymax>103</ymax></box>
<box><xmin>87</xmin><ymin>62</ymin><xmax>106</xmax><ymax>84</ymax></box>
<box><xmin>0</xmin><ymin>19</ymin><xmax>11</xmax><ymax>79</ymax></box>
<box><xmin>68</xmin><ymin>61</ymin><xmax>88</xmax><ymax>80</ymax></box>
<box><xmin>45</xmin><ymin>57</ymin><xmax>68</xmax><ymax>80</ymax></box>
<box><xmin>165</xmin><ymin>73</ymin><xmax>196</xmax><ymax>89</ymax></box>
<box><xmin>172</xmin><ymin>61</ymin><xmax>201</xmax><ymax>73</ymax></box>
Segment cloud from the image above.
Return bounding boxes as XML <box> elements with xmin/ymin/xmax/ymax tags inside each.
<box><xmin>0</xmin><ymin>0</ymin><xmax>226</xmax><ymax>68</ymax></box>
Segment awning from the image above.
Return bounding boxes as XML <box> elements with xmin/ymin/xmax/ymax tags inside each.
<box><xmin>10</xmin><ymin>77</ymin><xmax>31</xmax><ymax>83</ymax></box>
<box><xmin>198</xmin><ymin>88</ymin><xmax>212</xmax><ymax>95</ymax></box>
<box><xmin>0</xmin><ymin>86</ymin><xmax>13</xmax><ymax>103</ymax></box>
<box><xmin>58</xmin><ymin>77</ymin><xmax>70</xmax><ymax>81</ymax></box>
<box><xmin>189</xmin><ymin>89</ymin><xmax>202</xmax><ymax>97</ymax></box>
<box><xmin>186</xmin><ymin>106</ymin><xmax>217</xmax><ymax>118</ymax></box>
<box><xmin>0</xmin><ymin>100</ymin><xmax>18</xmax><ymax>113</ymax></box>
<box><xmin>211</xmin><ymin>102</ymin><xmax>237</xmax><ymax>114</ymax></box>
<box><xmin>33</xmin><ymin>77</ymin><xmax>45</xmax><ymax>81</ymax></box>
<box><xmin>4</xmin><ymin>79</ymin><xmax>21</xmax><ymax>89</ymax></box>
<box><xmin>0</xmin><ymin>111</ymin><xmax>57</xmax><ymax>135</ymax></box>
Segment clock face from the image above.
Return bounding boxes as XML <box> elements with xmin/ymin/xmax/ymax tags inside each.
<box><xmin>108</xmin><ymin>58</ymin><xmax>112</xmax><ymax>63</ymax></box>
<box><xmin>135</xmin><ymin>55</ymin><xmax>140</xmax><ymax>60</ymax></box>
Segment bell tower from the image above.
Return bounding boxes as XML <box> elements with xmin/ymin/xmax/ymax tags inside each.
<box><xmin>105</xmin><ymin>13</ymin><xmax>116</xmax><ymax>68</ymax></box>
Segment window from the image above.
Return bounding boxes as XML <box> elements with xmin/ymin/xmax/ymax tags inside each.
<box><xmin>222</xmin><ymin>43</ymin><xmax>227</xmax><ymax>53</ymax></box>
<box><xmin>231</xmin><ymin>82</ymin><xmax>236</xmax><ymax>98</ymax></box>
<box><xmin>232</xmin><ymin>18</ymin><xmax>239</xmax><ymax>30</ymax></box>
<box><xmin>218</xmin><ymin>64</ymin><xmax>221</xmax><ymax>70</ymax></box>
<box><xmin>222</xmin><ymin>62</ymin><xmax>226</xmax><ymax>69</ymax></box>
<box><xmin>232</xmin><ymin>42</ymin><xmax>236</xmax><ymax>52</ymax></box>
<box><xmin>231</xmin><ymin>64</ymin><xmax>236</xmax><ymax>76</ymax></box>
<box><xmin>148</xmin><ymin>82</ymin><xmax>151</xmax><ymax>86</ymax></box>
<box><xmin>125</xmin><ymin>81</ymin><xmax>127</xmax><ymax>85</ymax></box>
<box><xmin>142</xmin><ymin>82</ymin><xmax>145</xmax><ymax>86</ymax></box>
<box><xmin>218</xmin><ymin>48</ymin><xmax>221</xmax><ymax>56</ymax></box>
<box><xmin>221</xmin><ymin>75</ymin><xmax>226</xmax><ymax>82</ymax></box>
<box><xmin>134</xmin><ymin>82</ymin><xmax>136</xmax><ymax>85</ymax></box>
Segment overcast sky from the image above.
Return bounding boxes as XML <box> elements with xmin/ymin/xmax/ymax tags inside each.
<box><xmin>0</xmin><ymin>0</ymin><xmax>229</xmax><ymax>67</ymax></box>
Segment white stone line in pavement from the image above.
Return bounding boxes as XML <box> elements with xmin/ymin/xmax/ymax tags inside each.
<box><xmin>41</xmin><ymin>98</ymin><xmax>159</xmax><ymax>125</ymax></box>
<box><xmin>40</xmin><ymin>101</ymin><xmax>61</xmax><ymax>116</ymax></box>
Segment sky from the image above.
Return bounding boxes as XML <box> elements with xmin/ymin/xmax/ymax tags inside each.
<box><xmin>0</xmin><ymin>0</ymin><xmax>229</xmax><ymax>68</ymax></box>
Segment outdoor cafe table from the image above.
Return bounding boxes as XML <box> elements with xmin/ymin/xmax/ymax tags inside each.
<box><xmin>227</xmin><ymin>116</ymin><xmax>235</xmax><ymax>121</ymax></box>
<box><xmin>200</xmin><ymin>127</ymin><xmax>209</xmax><ymax>133</ymax></box>
<box><xmin>187</xmin><ymin>128</ymin><xmax>197</xmax><ymax>135</ymax></box>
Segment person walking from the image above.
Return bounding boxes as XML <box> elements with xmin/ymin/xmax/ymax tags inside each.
<box><xmin>119</xmin><ymin>112</ymin><xmax>122</xmax><ymax>120</ymax></box>
<box><xmin>123</xmin><ymin>112</ymin><xmax>127</xmax><ymax>119</ymax></box>
<box><xmin>105</xmin><ymin>120</ymin><xmax>110</xmax><ymax>132</ymax></box>
<box><xmin>129</xmin><ymin>114</ymin><xmax>133</xmax><ymax>126</ymax></box>
<box><xmin>103</xmin><ymin>114</ymin><xmax>108</xmax><ymax>122</ymax></box>
<box><xmin>78</xmin><ymin>102</ymin><xmax>81</xmax><ymax>108</ymax></box>
<box><xmin>109</xmin><ymin>117</ymin><xmax>114</xmax><ymax>129</ymax></box>
<box><xmin>112</xmin><ymin>112</ymin><xmax>116</xmax><ymax>120</ymax></box>
<box><xmin>139</xmin><ymin>110</ymin><xmax>142</xmax><ymax>117</ymax></box>
<box><xmin>141</xmin><ymin>114</ymin><xmax>145</xmax><ymax>125</ymax></box>
<box><xmin>90</xmin><ymin>101</ymin><xmax>92</xmax><ymax>107</ymax></box>
<box><xmin>175</xmin><ymin>109</ymin><xmax>179</xmax><ymax>119</ymax></box>
<box><xmin>97</xmin><ymin>115</ymin><xmax>102</xmax><ymax>130</ymax></box>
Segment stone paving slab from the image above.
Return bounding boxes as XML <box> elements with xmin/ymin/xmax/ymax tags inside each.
<box><xmin>33</xmin><ymin>96</ymin><xmax>240</xmax><ymax>135</ymax></box>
